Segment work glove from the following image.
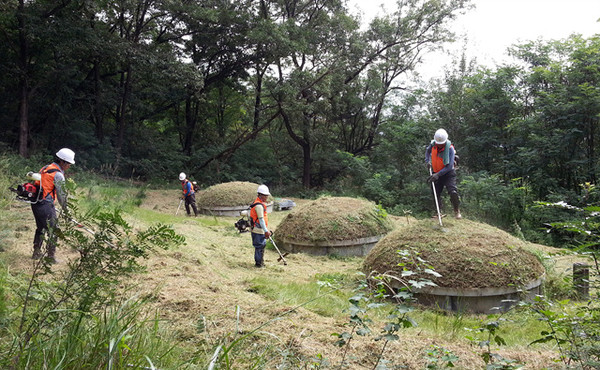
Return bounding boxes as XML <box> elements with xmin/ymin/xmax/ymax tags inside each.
<box><xmin>265</xmin><ymin>231</ymin><xmax>272</xmax><ymax>238</ymax></box>
<box><xmin>427</xmin><ymin>173</ymin><xmax>440</xmax><ymax>183</ymax></box>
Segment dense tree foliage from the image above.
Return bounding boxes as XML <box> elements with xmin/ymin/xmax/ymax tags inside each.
<box><xmin>0</xmin><ymin>0</ymin><xmax>469</xmax><ymax>183</ymax></box>
<box><xmin>1</xmin><ymin>0</ymin><xmax>600</xmax><ymax>242</ymax></box>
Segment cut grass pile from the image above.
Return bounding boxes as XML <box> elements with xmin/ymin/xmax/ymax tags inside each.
<box><xmin>363</xmin><ymin>218</ymin><xmax>545</xmax><ymax>289</ymax></box>
<box><xmin>274</xmin><ymin>196</ymin><xmax>394</xmax><ymax>243</ymax></box>
<box><xmin>195</xmin><ymin>181</ymin><xmax>271</xmax><ymax>208</ymax></box>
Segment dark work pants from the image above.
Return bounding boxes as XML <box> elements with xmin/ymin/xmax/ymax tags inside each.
<box><xmin>433</xmin><ymin>170</ymin><xmax>459</xmax><ymax>212</ymax></box>
<box><xmin>185</xmin><ymin>193</ymin><xmax>198</xmax><ymax>216</ymax></box>
<box><xmin>31</xmin><ymin>200</ymin><xmax>57</xmax><ymax>257</ymax></box>
<box><xmin>251</xmin><ymin>232</ymin><xmax>266</xmax><ymax>266</ymax></box>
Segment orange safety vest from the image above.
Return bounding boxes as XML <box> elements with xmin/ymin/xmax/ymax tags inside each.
<box><xmin>36</xmin><ymin>163</ymin><xmax>63</xmax><ymax>201</ymax></box>
<box><xmin>431</xmin><ymin>144</ymin><xmax>454</xmax><ymax>173</ymax></box>
<box><xmin>249</xmin><ymin>197</ymin><xmax>268</xmax><ymax>231</ymax></box>
<box><xmin>181</xmin><ymin>179</ymin><xmax>194</xmax><ymax>196</ymax></box>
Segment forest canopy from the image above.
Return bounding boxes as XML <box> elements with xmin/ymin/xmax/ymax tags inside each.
<box><xmin>1</xmin><ymin>0</ymin><xmax>600</xmax><ymax>244</ymax></box>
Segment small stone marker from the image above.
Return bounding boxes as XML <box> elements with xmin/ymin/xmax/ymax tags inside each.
<box><xmin>573</xmin><ymin>262</ymin><xmax>590</xmax><ymax>300</ymax></box>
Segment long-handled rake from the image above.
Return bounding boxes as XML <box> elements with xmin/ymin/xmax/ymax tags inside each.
<box><xmin>268</xmin><ymin>235</ymin><xmax>288</xmax><ymax>265</ymax></box>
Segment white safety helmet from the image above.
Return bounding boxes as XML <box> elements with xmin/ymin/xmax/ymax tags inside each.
<box><xmin>434</xmin><ymin>128</ymin><xmax>448</xmax><ymax>145</ymax></box>
<box><xmin>257</xmin><ymin>184</ymin><xmax>270</xmax><ymax>196</ymax></box>
<box><xmin>56</xmin><ymin>148</ymin><xmax>75</xmax><ymax>164</ymax></box>
<box><xmin>179</xmin><ymin>172</ymin><xmax>186</xmax><ymax>181</ymax></box>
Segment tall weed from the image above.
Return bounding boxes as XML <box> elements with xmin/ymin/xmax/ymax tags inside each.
<box><xmin>0</xmin><ymin>177</ymin><xmax>184</xmax><ymax>369</ymax></box>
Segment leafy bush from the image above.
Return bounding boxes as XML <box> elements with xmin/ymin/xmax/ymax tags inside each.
<box><xmin>527</xmin><ymin>197</ymin><xmax>600</xmax><ymax>369</ymax></box>
<box><xmin>0</xmin><ymin>182</ymin><xmax>184</xmax><ymax>368</ymax></box>
<box><xmin>459</xmin><ymin>173</ymin><xmax>531</xmax><ymax>232</ymax></box>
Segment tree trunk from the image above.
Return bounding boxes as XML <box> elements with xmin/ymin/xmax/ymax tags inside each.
<box><xmin>17</xmin><ymin>0</ymin><xmax>29</xmax><ymax>157</ymax></box>
<box><xmin>588</xmin><ymin>117</ymin><xmax>596</xmax><ymax>184</ymax></box>
<box><xmin>18</xmin><ymin>80</ymin><xmax>29</xmax><ymax>157</ymax></box>
<box><xmin>92</xmin><ymin>60</ymin><xmax>104</xmax><ymax>143</ymax></box>
<box><xmin>253</xmin><ymin>64</ymin><xmax>266</xmax><ymax>130</ymax></box>
<box><xmin>280</xmin><ymin>108</ymin><xmax>312</xmax><ymax>188</ymax></box>
<box><xmin>115</xmin><ymin>66</ymin><xmax>132</xmax><ymax>155</ymax></box>
<box><xmin>183</xmin><ymin>95</ymin><xmax>198</xmax><ymax>155</ymax></box>
<box><xmin>301</xmin><ymin>140</ymin><xmax>311</xmax><ymax>188</ymax></box>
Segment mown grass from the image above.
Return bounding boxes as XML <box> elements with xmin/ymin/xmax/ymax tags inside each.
<box><xmin>132</xmin><ymin>207</ymin><xmax>229</xmax><ymax>228</ymax></box>
<box><xmin>0</xmin><ymin>153</ymin><xmax>569</xmax><ymax>367</ymax></box>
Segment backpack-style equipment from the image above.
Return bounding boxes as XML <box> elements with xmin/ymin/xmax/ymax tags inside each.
<box><xmin>9</xmin><ymin>168</ymin><xmax>60</xmax><ymax>204</ymax></box>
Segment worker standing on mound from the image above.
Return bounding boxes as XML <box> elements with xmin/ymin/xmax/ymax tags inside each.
<box><xmin>179</xmin><ymin>172</ymin><xmax>198</xmax><ymax>217</ymax></box>
<box><xmin>31</xmin><ymin>148</ymin><xmax>75</xmax><ymax>263</ymax></box>
<box><xmin>249</xmin><ymin>184</ymin><xmax>271</xmax><ymax>268</ymax></box>
<box><xmin>425</xmin><ymin>129</ymin><xmax>462</xmax><ymax>219</ymax></box>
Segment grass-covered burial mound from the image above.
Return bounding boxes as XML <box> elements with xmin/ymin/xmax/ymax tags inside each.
<box><xmin>196</xmin><ymin>181</ymin><xmax>272</xmax><ymax>216</ymax></box>
<box><xmin>363</xmin><ymin>218</ymin><xmax>545</xmax><ymax>312</ymax></box>
<box><xmin>274</xmin><ymin>196</ymin><xmax>394</xmax><ymax>256</ymax></box>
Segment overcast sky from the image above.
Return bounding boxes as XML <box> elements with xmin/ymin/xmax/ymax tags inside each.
<box><xmin>347</xmin><ymin>0</ymin><xmax>600</xmax><ymax>80</ymax></box>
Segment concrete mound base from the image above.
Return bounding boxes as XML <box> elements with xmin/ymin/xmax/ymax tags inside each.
<box><xmin>281</xmin><ymin>235</ymin><xmax>383</xmax><ymax>257</ymax></box>
<box><xmin>409</xmin><ymin>275</ymin><xmax>544</xmax><ymax>313</ymax></box>
<box><xmin>199</xmin><ymin>202</ymin><xmax>273</xmax><ymax>217</ymax></box>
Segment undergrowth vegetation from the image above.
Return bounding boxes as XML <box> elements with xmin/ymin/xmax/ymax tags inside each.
<box><xmin>0</xmin><ymin>152</ymin><xmax>598</xmax><ymax>368</ymax></box>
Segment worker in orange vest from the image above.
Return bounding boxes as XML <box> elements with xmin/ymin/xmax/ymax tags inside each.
<box><xmin>31</xmin><ymin>148</ymin><xmax>75</xmax><ymax>263</ymax></box>
<box><xmin>179</xmin><ymin>172</ymin><xmax>198</xmax><ymax>217</ymax></box>
<box><xmin>425</xmin><ymin>129</ymin><xmax>462</xmax><ymax>219</ymax></box>
<box><xmin>249</xmin><ymin>184</ymin><xmax>271</xmax><ymax>268</ymax></box>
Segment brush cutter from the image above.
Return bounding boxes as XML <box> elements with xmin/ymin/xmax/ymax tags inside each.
<box><xmin>268</xmin><ymin>235</ymin><xmax>288</xmax><ymax>265</ymax></box>
<box><xmin>175</xmin><ymin>198</ymin><xmax>183</xmax><ymax>215</ymax></box>
<box><xmin>70</xmin><ymin>218</ymin><xmax>117</xmax><ymax>248</ymax></box>
<box><xmin>429</xmin><ymin>166</ymin><xmax>444</xmax><ymax>227</ymax></box>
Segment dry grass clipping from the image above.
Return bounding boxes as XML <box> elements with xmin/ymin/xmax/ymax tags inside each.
<box><xmin>274</xmin><ymin>196</ymin><xmax>394</xmax><ymax>243</ymax></box>
<box><xmin>363</xmin><ymin>218</ymin><xmax>545</xmax><ymax>289</ymax></box>
<box><xmin>195</xmin><ymin>181</ymin><xmax>271</xmax><ymax>208</ymax></box>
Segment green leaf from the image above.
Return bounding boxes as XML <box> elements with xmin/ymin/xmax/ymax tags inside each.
<box><xmin>423</xmin><ymin>268</ymin><xmax>442</xmax><ymax>277</ymax></box>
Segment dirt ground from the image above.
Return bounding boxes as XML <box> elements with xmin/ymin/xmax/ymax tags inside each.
<box><xmin>5</xmin><ymin>189</ymin><xmax>582</xmax><ymax>369</ymax></box>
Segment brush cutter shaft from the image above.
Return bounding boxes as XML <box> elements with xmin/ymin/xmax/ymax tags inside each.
<box><xmin>70</xmin><ymin>218</ymin><xmax>117</xmax><ymax>248</ymax></box>
<box><xmin>429</xmin><ymin>167</ymin><xmax>444</xmax><ymax>227</ymax></box>
<box><xmin>268</xmin><ymin>236</ymin><xmax>288</xmax><ymax>265</ymax></box>
<box><xmin>176</xmin><ymin>199</ymin><xmax>183</xmax><ymax>215</ymax></box>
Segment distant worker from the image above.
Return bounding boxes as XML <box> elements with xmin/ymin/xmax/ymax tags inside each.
<box><xmin>249</xmin><ymin>184</ymin><xmax>271</xmax><ymax>268</ymax></box>
<box><xmin>179</xmin><ymin>172</ymin><xmax>198</xmax><ymax>217</ymax></box>
<box><xmin>31</xmin><ymin>148</ymin><xmax>75</xmax><ymax>263</ymax></box>
<box><xmin>425</xmin><ymin>129</ymin><xmax>462</xmax><ymax>219</ymax></box>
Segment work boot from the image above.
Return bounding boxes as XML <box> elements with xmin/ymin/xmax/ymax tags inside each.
<box><xmin>450</xmin><ymin>192</ymin><xmax>461</xmax><ymax>219</ymax></box>
<box><xmin>32</xmin><ymin>247</ymin><xmax>42</xmax><ymax>260</ymax></box>
<box><xmin>46</xmin><ymin>244</ymin><xmax>58</xmax><ymax>263</ymax></box>
<box><xmin>44</xmin><ymin>256</ymin><xmax>59</xmax><ymax>264</ymax></box>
